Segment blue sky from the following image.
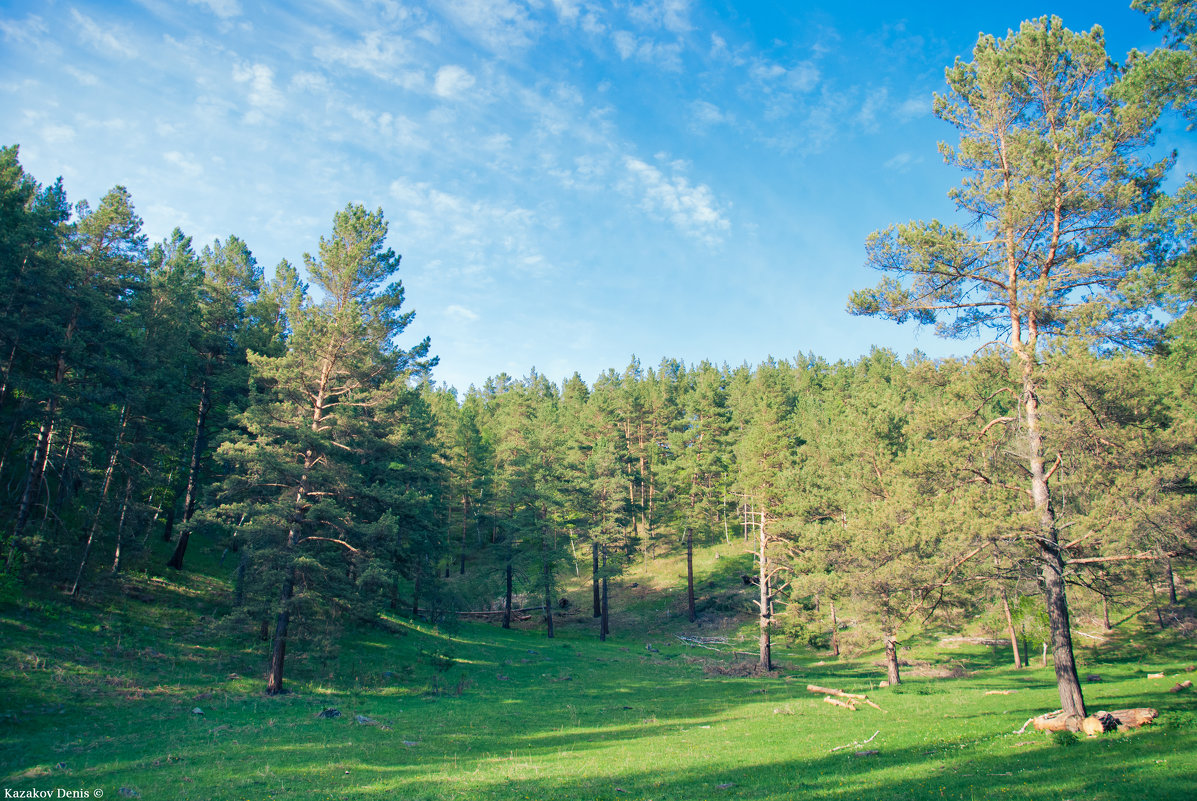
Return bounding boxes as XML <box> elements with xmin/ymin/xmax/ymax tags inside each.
<box><xmin>0</xmin><ymin>0</ymin><xmax>1187</xmax><ymax>392</ymax></box>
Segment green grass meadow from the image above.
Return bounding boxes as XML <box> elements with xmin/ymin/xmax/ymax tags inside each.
<box><xmin>2</xmin><ymin>541</ymin><xmax>1196</xmax><ymax>800</ymax></box>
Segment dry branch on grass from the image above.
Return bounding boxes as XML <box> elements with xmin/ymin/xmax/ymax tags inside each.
<box><xmin>808</xmin><ymin>684</ymin><xmax>887</xmax><ymax>713</ymax></box>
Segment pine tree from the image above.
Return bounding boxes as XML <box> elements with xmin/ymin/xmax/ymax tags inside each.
<box><xmin>848</xmin><ymin>18</ymin><xmax>1168</xmax><ymax>717</ymax></box>
<box><xmin>210</xmin><ymin>204</ymin><xmax>432</xmax><ymax>694</ymax></box>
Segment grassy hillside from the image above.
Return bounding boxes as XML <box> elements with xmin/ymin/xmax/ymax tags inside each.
<box><xmin>2</xmin><ymin>534</ymin><xmax>1196</xmax><ymax>800</ymax></box>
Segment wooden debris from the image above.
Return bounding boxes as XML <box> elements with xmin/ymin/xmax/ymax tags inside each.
<box><xmin>1168</xmin><ymin>680</ymin><xmax>1192</xmax><ymax>693</ymax></box>
<box><xmin>854</xmin><ymin>750</ymin><xmax>880</xmax><ymax>757</ymax></box>
<box><xmin>824</xmin><ymin>696</ymin><xmax>857</xmax><ymax>711</ymax></box>
<box><xmin>1032</xmin><ymin>711</ymin><xmax>1084</xmax><ymax>733</ymax></box>
<box><xmin>1081</xmin><ymin>712</ymin><xmax>1117</xmax><ymax>737</ymax></box>
<box><xmin>830</xmin><ymin>730</ymin><xmax>879</xmax><ymax>753</ymax></box>
<box><xmin>809</xmin><ymin>684</ymin><xmax>867</xmax><ymax>699</ymax></box>
<box><xmin>985</xmin><ymin>690</ymin><xmax>1014</xmax><ymax>695</ymax></box>
<box><xmin>1085</xmin><ymin>674</ymin><xmax>1102</xmax><ymax>682</ymax></box>
<box><xmin>1108</xmin><ymin>708</ymin><xmax>1158</xmax><ymax>729</ymax></box>
<box><xmin>1147</xmin><ymin>672</ymin><xmax>1165</xmax><ymax>679</ymax></box>
<box><xmin>808</xmin><ymin>684</ymin><xmax>887</xmax><ymax>713</ymax></box>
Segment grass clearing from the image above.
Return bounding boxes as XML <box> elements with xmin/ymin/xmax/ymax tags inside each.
<box><xmin>2</xmin><ymin>540</ymin><xmax>1195</xmax><ymax>800</ymax></box>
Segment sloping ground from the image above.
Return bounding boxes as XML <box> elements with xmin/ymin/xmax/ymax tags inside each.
<box><xmin>2</xmin><ymin>554</ymin><xmax>1196</xmax><ymax>801</ymax></box>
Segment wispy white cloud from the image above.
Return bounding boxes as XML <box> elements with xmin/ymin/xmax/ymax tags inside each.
<box><xmin>0</xmin><ymin>13</ymin><xmax>47</xmax><ymax>45</ymax></box>
<box><xmin>312</xmin><ymin>30</ymin><xmax>422</xmax><ymax>86</ymax></box>
<box><xmin>436</xmin><ymin>0</ymin><xmax>540</xmax><ymax>54</ymax></box>
<box><xmin>445</xmin><ymin>304</ymin><xmax>479</xmax><ymax>321</ymax></box>
<box><xmin>612</xmin><ymin>30</ymin><xmax>683</xmax><ymax>71</ymax></box>
<box><xmin>434</xmin><ymin>65</ymin><xmax>476</xmax><ymax>98</ymax></box>
<box><xmin>187</xmin><ymin>0</ymin><xmax>242</xmax><ymax>19</ymax></box>
<box><xmin>883</xmin><ymin>152</ymin><xmax>921</xmax><ymax>172</ymax></box>
<box><xmin>690</xmin><ymin>99</ymin><xmax>730</xmax><ymax>129</ymax></box>
<box><xmin>627</xmin><ymin>0</ymin><xmax>692</xmax><ymax>35</ymax></box>
<box><xmin>43</xmin><ymin>124</ymin><xmax>76</xmax><ymax>144</ymax></box>
<box><xmin>164</xmin><ymin>150</ymin><xmax>203</xmax><ymax>177</ymax></box>
<box><xmin>65</xmin><ymin>66</ymin><xmax>100</xmax><ymax>86</ymax></box>
<box><xmin>388</xmin><ymin>177</ymin><xmax>550</xmax><ymax>279</ymax></box>
<box><xmin>623</xmin><ymin>156</ymin><xmax>729</xmax><ymax>244</ymax></box>
<box><xmin>71</xmin><ymin>9</ymin><xmax>137</xmax><ymax>59</ymax></box>
<box><xmin>856</xmin><ymin>87</ymin><xmax>888</xmax><ymax>131</ymax></box>
<box><xmin>896</xmin><ymin>95</ymin><xmax>930</xmax><ymax>120</ymax></box>
<box><xmin>232</xmin><ymin>62</ymin><xmax>284</xmax><ymax>123</ymax></box>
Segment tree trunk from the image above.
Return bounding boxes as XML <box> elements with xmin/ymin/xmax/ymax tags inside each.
<box><xmin>1165</xmin><ymin>558</ymin><xmax>1178</xmax><ymax>605</ymax></box>
<box><xmin>265</xmin><ymin>566</ymin><xmax>294</xmax><ymax>695</ymax></box>
<box><xmin>412</xmin><ymin>569</ymin><xmax>421</xmax><ymax>618</ymax></box>
<box><xmin>1001</xmin><ymin>590</ymin><xmax>1022</xmax><ymax>669</ymax></box>
<box><xmin>830</xmin><ymin>598</ymin><xmax>840</xmax><ymax>657</ymax></box>
<box><xmin>592</xmin><ymin>540</ymin><xmax>601</xmax><ymax>618</ymax></box>
<box><xmin>167</xmin><ymin>376</ymin><xmax>212</xmax><ymax>570</ymax></box>
<box><xmin>503</xmin><ymin>560</ymin><xmax>513</xmax><ymax>630</ymax></box>
<box><xmin>11</xmin><ymin>308</ymin><xmax>78</xmax><ymax>567</ymax></box>
<box><xmin>543</xmin><ymin>558</ymin><xmax>554</xmax><ymax>639</ymax></box>
<box><xmin>459</xmin><ymin>494</ymin><xmax>469</xmax><ymax>575</ymax></box>
<box><xmin>600</xmin><ymin>547</ymin><xmax>609</xmax><ymax>640</ymax></box>
<box><xmin>1022</xmin><ymin>357</ymin><xmax>1086</xmax><ymax>718</ymax></box>
<box><xmin>758</xmin><ymin>513</ymin><xmax>771</xmax><ymax>671</ymax></box>
<box><xmin>70</xmin><ymin>405</ymin><xmax>127</xmax><ymax>599</ymax></box>
<box><xmin>686</xmin><ymin>527</ymin><xmax>696</xmax><ymax>623</ymax></box>
<box><xmin>1102</xmin><ymin>596</ymin><xmax>1112</xmax><ymax>631</ymax></box>
<box><xmin>111</xmin><ymin>474</ymin><xmax>134</xmax><ymax>574</ymax></box>
<box><xmin>885</xmin><ymin>637</ymin><xmax>901</xmax><ymax>686</ymax></box>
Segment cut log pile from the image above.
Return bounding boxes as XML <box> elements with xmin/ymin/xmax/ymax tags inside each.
<box><xmin>1029</xmin><ymin>708</ymin><xmax>1158</xmax><ymax>736</ymax></box>
<box><xmin>807</xmin><ymin>684</ymin><xmax>887</xmax><ymax>713</ymax></box>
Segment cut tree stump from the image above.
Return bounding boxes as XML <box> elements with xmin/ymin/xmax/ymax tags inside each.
<box><xmin>1081</xmin><ymin>712</ymin><xmax>1118</xmax><ymax>736</ymax></box>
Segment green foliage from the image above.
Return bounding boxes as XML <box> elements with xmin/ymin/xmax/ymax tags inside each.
<box><xmin>1050</xmin><ymin>729</ymin><xmax>1080</xmax><ymax>747</ymax></box>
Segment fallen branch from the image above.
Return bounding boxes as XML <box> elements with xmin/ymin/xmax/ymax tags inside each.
<box><xmin>675</xmin><ymin>635</ymin><xmax>728</xmax><ymax>651</ymax></box>
<box><xmin>1015</xmin><ymin>710</ymin><xmax>1060</xmax><ymax>735</ymax></box>
<box><xmin>830</xmin><ymin>730</ymin><xmax>879</xmax><ymax>753</ymax></box>
<box><xmin>985</xmin><ymin>690</ymin><xmax>1015</xmax><ymax>695</ymax></box>
<box><xmin>808</xmin><ymin>684</ymin><xmax>887</xmax><ymax>712</ymax></box>
<box><xmin>824</xmin><ymin>696</ymin><xmax>856</xmax><ymax>711</ymax></box>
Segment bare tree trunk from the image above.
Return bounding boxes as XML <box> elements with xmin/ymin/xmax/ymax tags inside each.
<box><xmin>459</xmin><ymin>494</ymin><xmax>469</xmax><ymax>575</ymax></box>
<box><xmin>111</xmin><ymin>474</ymin><xmax>134</xmax><ymax>574</ymax></box>
<box><xmin>1102</xmin><ymin>595</ymin><xmax>1112</xmax><ymax>631</ymax></box>
<box><xmin>543</xmin><ymin>557</ymin><xmax>555</xmax><ymax>639</ymax></box>
<box><xmin>503</xmin><ymin>560</ymin><xmax>513</xmax><ymax>630</ymax></box>
<box><xmin>167</xmin><ymin>375</ymin><xmax>211</xmax><ymax>570</ymax></box>
<box><xmin>686</xmin><ymin>527</ymin><xmax>696</xmax><ymax>623</ymax></box>
<box><xmin>1023</xmin><ymin>364</ymin><xmax>1086</xmax><ymax>718</ymax></box>
<box><xmin>830</xmin><ymin>598</ymin><xmax>840</xmax><ymax>657</ymax></box>
<box><xmin>1165</xmin><ymin>558</ymin><xmax>1178</xmax><ymax>605</ymax></box>
<box><xmin>1001</xmin><ymin>590</ymin><xmax>1022</xmax><ymax>669</ymax></box>
<box><xmin>266</xmin><ymin>565</ymin><xmax>294</xmax><ymax>695</ymax></box>
<box><xmin>71</xmin><ymin>405</ymin><xmax>127</xmax><ymax>599</ymax></box>
<box><xmin>885</xmin><ymin>637</ymin><xmax>901</xmax><ymax>685</ymax></box>
<box><xmin>592</xmin><ymin>541</ymin><xmax>601</xmax><ymax>618</ymax></box>
<box><xmin>600</xmin><ymin>547</ymin><xmax>609</xmax><ymax>640</ymax></box>
<box><xmin>758</xmin><ymin>514</ymin><xmax>771</xmax><ymax>671</ymax></box>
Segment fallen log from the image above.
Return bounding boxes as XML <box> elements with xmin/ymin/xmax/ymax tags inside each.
<box><xmin>824</xmin><ymin>696</ymin><xmax>857</xmax><ymax>711</ymax></box>
<box><xmin>1032</xmin><ymin>711</ymin><xmax>1084</xmax><ymax>733</ymax></box>
<box><xmin>1168</xmin><ymin>680</ymin><xmax>1192</xmax><ymax>693</ymax></box>
<box><xmin>985</xmin><ymin>690</ymin><xmax>1014</xmax><ymax>695</ymax></box>
<box><xmin>1147</xmin><ymin>672</ymin><xmax>1165</xmax><ymax>679</ymax></box>
<box><xmin>1108</xmin><ymin>708</ymin><xmax>1158</xmax><ymax>729</ymax></box>
<box><xmin>808</xmin><ymin>684</ymin><xmax>867</xmax><ymax>699</ymax></box>
<box><xmin>808</xmin><ymin>684</ymin><xmax>887</xmax><ymax>712</ymax></box>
